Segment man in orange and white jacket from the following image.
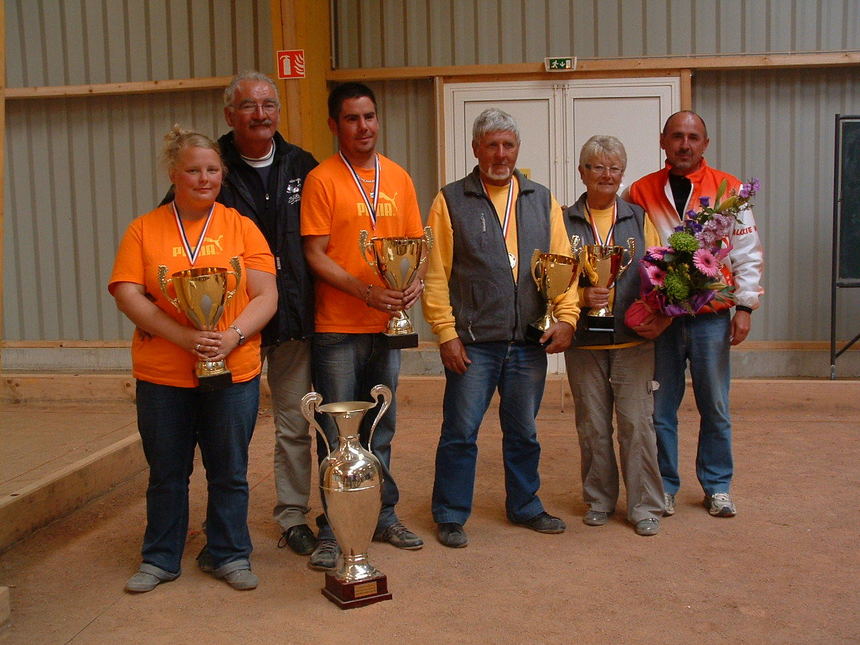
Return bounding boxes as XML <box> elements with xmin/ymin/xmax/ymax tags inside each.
<box><xmin>627</xmin><ymin>110</ymin><xmax>764</xmax><ymax>519</ymax></box>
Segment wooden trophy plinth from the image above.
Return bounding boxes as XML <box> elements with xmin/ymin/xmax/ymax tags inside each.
<box><xmin>322</xmin><ymin>572</ymin><xmax>392</xmax><ymax>609</ymax></box>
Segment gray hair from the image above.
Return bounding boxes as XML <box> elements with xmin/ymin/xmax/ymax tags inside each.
<box><xmin>472</xmin><ymin>108</ymin><xmax>520</xmax><ymax>144</ymax></box>
<box><xmin>223</xmin><ymin>71</ymin><xmax>279</xmax><ymax>108</ymax></box>
<box><xmin>578</xmin><ymin>135</ymin><xmax>627</xmax><ymax>169</ymax></box>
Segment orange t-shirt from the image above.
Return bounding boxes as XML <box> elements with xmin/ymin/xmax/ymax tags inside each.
<box><xmin>301</xmin><ymin>153</ymin><xmax>424</xmax><ymax>333</ymax></box>
<box><xmin>108</xmin><ymin>203</ymin><xmax>275</xmax><ymax>387</ymax></box>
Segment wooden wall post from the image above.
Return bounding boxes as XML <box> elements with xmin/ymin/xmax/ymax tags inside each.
<box><xmin>270</xmin><ymin>0</ymin><xmax>334</xmax><ymax>162</ymax></box>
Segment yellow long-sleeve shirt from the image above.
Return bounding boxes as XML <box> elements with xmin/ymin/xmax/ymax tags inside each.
<box><xmin>422</xmin><ymin>178</ymin><xmax>580</xmax><ymax>344</ymax></box>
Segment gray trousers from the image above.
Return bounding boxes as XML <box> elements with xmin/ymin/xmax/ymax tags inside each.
<box><xmin>565</xmin><ymin>342</ymin><xmax>664</xmax><ymax>524</ymax></box>
<box><xmin>262</xmin><ymin>340</ymin><xmax>313</xmax><ymax>531</ymax></box>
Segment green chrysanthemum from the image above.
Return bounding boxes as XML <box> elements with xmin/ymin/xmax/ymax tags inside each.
<box><xmin>664</xmin><ymin>271</ymin><xmax>691</xmax><ymax>302</ymax></box>
<box><xmin>668</xmin><ymin>231</ymin><xmax>699</xmax><ymax>253</ymax></box>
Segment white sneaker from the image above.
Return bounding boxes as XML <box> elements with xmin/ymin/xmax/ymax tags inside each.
<box><xmin>663</xmin><ymin>493</ymin><xmax>676</xmax><ymax>517</ymax></box>
<box><xmin>704</xmin><ymin>492</ymin><xmax>736</xmax><ymax>517</ymax></box>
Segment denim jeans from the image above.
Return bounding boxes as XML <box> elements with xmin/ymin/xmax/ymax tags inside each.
<box><xmin>432</xmin><ymin>341</ymin><xmax>547</xmax><ymax>526</ymax></box>
<box><xmin>135</xmin><ymin>377</ymin><xmax>260</xmax><ymax>575</ymax></box>
<box><xmin>311</xmin><ymin>332</ymin><xmax>401</xmax><ymax>539</ymax></box>
<box><xmin>653</xmin><ymin>312</ymin><xmax>732</xmax><ymax>496</ymax></box>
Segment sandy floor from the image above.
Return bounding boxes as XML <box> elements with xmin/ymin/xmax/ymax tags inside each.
<box><xmin>1</xmin><ymin>380</ymin><xmax>858</xmax><ymax>644</ymax></box>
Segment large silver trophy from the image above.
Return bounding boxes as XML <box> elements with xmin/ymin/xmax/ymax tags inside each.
<box><xmin>158</xmin><ymin>258</ymin><xmax>241</xmax><ymax>390</ymax></box>
<box><xmin>359</xmin><ymin>226</ymin><xmax>433</xmax><ymax>348</ymax></box>
<box><xmin>301</xmin><ymin>385</ymin><xmax>393</xmax><ymax>609</ymax></box>
<box><xmin>581</xmin><ymin>238</ymin><xmax>635</xmax><ymax>333</ymax></box>
<box><xmin>526</xmin><ymin>235</ymin><xmax>583</xmax><ymax>344</ymax></box>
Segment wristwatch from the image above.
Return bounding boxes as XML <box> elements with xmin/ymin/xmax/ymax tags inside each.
<box><xmin>230</xmin><ymin>324</ymin><xmax>246</xmax><ymax>346</ymax></box>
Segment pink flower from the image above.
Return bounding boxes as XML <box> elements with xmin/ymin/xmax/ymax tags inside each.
<box><xmin>645</xmin><ymin>263</ymin><xmax>667</xmax><ymax>286</ymax></box>
<box><xmin>645</xmin><ymin>246</ymin><xmax>669</xmax><ymax>262</ymax></box>
<box><xmin>692</xmin><ymin>248</ymin><xmax>721</xmax><ymax>277</ymax></box>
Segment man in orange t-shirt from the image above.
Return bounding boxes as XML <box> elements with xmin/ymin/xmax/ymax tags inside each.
<box><xmin>301</xmin><ymin>82</ymin><xmax>425</xmax><ymax>569</ymax></box>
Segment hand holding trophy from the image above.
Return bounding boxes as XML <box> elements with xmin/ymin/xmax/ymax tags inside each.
<box><xmin>580</xmin><ymin>238</ymin><xmax>635</xmax><ymax>333</ymax></box>
<box><xmin>158</xmin><ymin>257</ymin><xmax>241</xmax><ymax>390</ymax></box>
<box><xmin>359</xmin><ymin>226</ymin><xmax>433</xmax><ymax>348</ymax></box>
<box><xmin>526</xmin><ymin>235</ymin><xmax>583</xmax><ymax>344</ymax></box>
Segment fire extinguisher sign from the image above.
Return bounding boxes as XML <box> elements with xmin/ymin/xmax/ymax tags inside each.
<box><xmin>277</xmin><ymin>50</ymin><xmax>305</xmax><ymax>79</ymax></box>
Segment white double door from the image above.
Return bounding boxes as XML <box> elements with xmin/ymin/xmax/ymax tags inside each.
<box><xmin>442</xmin><ymin>77</ymin><xmax>680</xmax><ymax>372</ymax></box>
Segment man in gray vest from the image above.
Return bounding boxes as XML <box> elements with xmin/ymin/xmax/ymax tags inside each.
<box><xmin>422</xmin><ymin>108</ymin><xmax>579</xmax><ymax>548</ymax></box>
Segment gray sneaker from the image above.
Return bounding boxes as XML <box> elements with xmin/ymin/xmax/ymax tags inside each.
<box><xmin>635</xmin><ymin>517</ymin><xmax>661</xmax><ymax>536</ymax></box>
<box><xmin>220</xmin><ymin>568</ymin><xmax>258</xmax><ymax>591</ymax></box>
<box><xmin>583</xmin><ymin>510</ymin><xmax>610</xmax><ymax>526</ymax></box>
<box><xmin>704</xmin><ymin>492</ymin><xmax>737</xmax><ymax>517</ymax></box>
<box><xmin>308</xmin><ymin>538</ymin><xmax>340</xmax><ymax>570</ymax></box>
<box><xmin>663</xmin><ymin>493</ymin><xmax>676</xmax><ymax>517</ymax></box>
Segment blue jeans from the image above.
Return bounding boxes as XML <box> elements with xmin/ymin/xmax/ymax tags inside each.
<box><xmin>432</xmin><ymin>341</ymin><xmax>547</xmax><ymax>525</ymax></box>
<box><xmin>135</xmin><ymin>377</ymin><xmax>260</xmax><ymax>575</ymax></box>
<box><xmin>311</xmin><ymin>332</ymin><xmax>401</xmax><ymax>539</ymax></box>
<box><xmin>653</xmin><ymin>312</ymin><xmax>732</xmax><ymax>496</ymax></box>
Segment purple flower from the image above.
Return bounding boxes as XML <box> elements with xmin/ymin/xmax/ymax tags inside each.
<box><xmin>699</xmin><ymin>196</ymin><xmax>710</xmax><ymax>208</ymax></box>
<box><xmin>739</xmin><ymin>184</ymin><xmax>751</xmax><ymax>199</ymax></box>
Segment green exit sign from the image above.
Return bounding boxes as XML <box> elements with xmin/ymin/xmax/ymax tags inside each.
<box><xmin>544</xmin><ymin>57</ymin><xmax>577</xmax><ymax>71</ymax></box>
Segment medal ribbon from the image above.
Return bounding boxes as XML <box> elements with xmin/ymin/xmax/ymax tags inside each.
<box><xmin>482</xmin><ymin>177</ymin><xmax>517</xmax><ymax>261</ymax></box>
<box><xmin>172</xmin><ymin>202</ymin><xmax>215</xmax><ymax>266</ymax></box>
<box><xmin>584</xmin><ymin>201</ymin><xmax>617</xmax><ymax>247</ymax></box>
<box><xmin>340</xmin><ymin>151</ymin><xmax>380</xmax><ymax>229</ymax></box>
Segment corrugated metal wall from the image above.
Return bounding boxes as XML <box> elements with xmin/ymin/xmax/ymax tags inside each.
<box><xmin>334</xmin><ymin>0</ymin><xmax>859</xmax><ymax>68</ymax></box>
<box><xmin>331</xmin><ymin>0</ymin><xmax>860</xmax><ymax>343</ymax></box>
<box><xmin>5</xmin><ymin>0</ymin><xmax>273</xmax><ymax>86</ymax></box>
<box><xmin>3</xmin><ymin>0</ymin><xmax>273</xmax><ymax>342</ymax></box>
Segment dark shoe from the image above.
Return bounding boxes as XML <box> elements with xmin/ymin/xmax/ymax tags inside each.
<box><xmin>515</xmin><ymin>511</ymin><xmax>566</xmax><ymax>534</ymax></box>
<box><xmin>583</xmin><ymin>510</ymin><xmax>610</xmax><ymax>526</ymax></box>
<box><xmin>278</xmin><ymin>524</ymin><xmax>317</xmax><ymax>556</ymax></box>
<box><xmin>437</xmin><ymin>523</ymin><xmax>469</xmax><ymax>548</ymax></box>
<box><xmin>308</xmin><ymin>538</ymin><xmax>340</xmax><ymax>571</ymax></box>
<box><xmin>635</xmin><ymin>517</ymin><xmax>661</xmax><ymax>536</ymax></box>
<box><xmin>220</xmin><ymin>568</ymin><xmax>258</xmax><ymax>591</ymax></box>
<box><xmin>196</xmin><ymin>545</ymin><xmax>215</xmax><ymax>573</ymax></box>
<box><xmin>373</xmin><ymin>521</ymin><xmax>424</xmax><ymax>550</ymax></box>
<box><xmin>125</xmin><ymin>564</ymin><xmax>178</xmax><ymax>593</ymax></box>
<box><xmin>704</xmin><ymin>492</ymin><xmax>737</xmax><ymax>517</ymax></box>
<box><xmin>663</xmin><ymin>493</ymin><xmax>676</xmax><ymax>517</ymax></box>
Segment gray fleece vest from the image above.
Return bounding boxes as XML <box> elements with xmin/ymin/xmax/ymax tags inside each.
<box><xmin>441</xmin><ymin>168</ymin><xmax>551</xmax><ymax>344</ymax></box>
<box><xmin>563</xmin><ymin>194</ymin><xmax>648</xmax><ymax>346</ymax></box>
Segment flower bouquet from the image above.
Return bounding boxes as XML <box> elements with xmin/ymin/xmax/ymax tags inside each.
<box><xmin>625</xmin><ymin>178</ymin><xmax>759</xmax><ymax>329</ymax></box>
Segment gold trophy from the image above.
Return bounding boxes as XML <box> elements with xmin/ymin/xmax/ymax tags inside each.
<box><xmin>359</xmin><ymin>226</ymin><xmax>433</xmax><ymax>349</ymax></box>
<box><xmin>581</xmin><ymin>238</ymin><xmax>635</xmax><ymax>333</ymax></box>
<box><xmin>301</xmin><ymin>385</ymin><xmax>393</xmax><ymax>609</ymax></box>
<box><xmin>158</xmin><ymin>257</ymin><xmax>241</xmax><ymax>391</ymax></box>
<box><xmin>526</xmin><ymin>235</ymin><xmax>583</xmax><ymax>344</ymax></box>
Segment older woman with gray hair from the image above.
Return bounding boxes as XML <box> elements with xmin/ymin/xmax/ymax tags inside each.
<box><xmin>562</xmin><ymin>135</ymin><xmax>665</xmax><ymax>536</ymax></box>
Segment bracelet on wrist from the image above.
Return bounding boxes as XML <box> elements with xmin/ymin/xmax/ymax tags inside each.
<box><xmin>229</xmin><ymin>324</ymin><xmax>246</xmax><ymax>346</ymax></box>
<box><xmin>364</xmin><ymin>284</ymin><xmax>373</xmax><ymax>306</ymax></box>
<box><xmin>735</xmin><ymin>305</ymin><xmax>753</xmax><ymax>314</ymax></box>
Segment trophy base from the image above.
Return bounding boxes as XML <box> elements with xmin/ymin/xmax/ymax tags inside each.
<box><xmin>586</xmin><ymin>314</ymin><xmax>615</xmax><ymax>333</ymax></box>
<box><xmin>525</xmin><ymin>324</ymin><xmax>549</xmax><ymax>345</ymax></box>
<box><xmin>382</xmin><ymin>332</ymin><xmax>418</xmax><ymax>349</ymax></box>
<box><xmin>197</xmin><ymin>371</ymin><xmax>234</xmax><ymax>392</ymax></box>
<box><xmin>322</xmin><ymin>572</ymin><xmax>392</xmax><ymax>609</ymax></box>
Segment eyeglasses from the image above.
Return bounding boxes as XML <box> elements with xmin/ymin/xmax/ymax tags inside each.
<box><xmin>232</xmin><ymin>100</ymin><xmax>280</xmax><ymax>115</ymax></box>
<box><xmin>585</xmin><ymin>163</ymin><xmax>624</xmax><ymax>176</ymax></box>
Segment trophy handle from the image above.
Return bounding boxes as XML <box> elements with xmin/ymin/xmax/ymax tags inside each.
<box><xmin>366</xmin><ymin>384</ymin><xmax>392</xmax><ymax>455</ymax></box>
<box><xmin>157</xmin><ymin>265</ymin><xmax>181</xmax><ymax>310</ymax></box>
<box><xmin>570</xmin><ymin>234</ymin><xmax>582</xmax><ymax>258</ymax></box>
<box><xmin>223</xmin><ymin>256</ymin><xmax>242</xmax><ymax>306</ymax></box>
<box><xmin>618</xmin><ymin>237</ymin><xmax>636</xmax><ymax>276</ymax></box>
<box><xmin>358</xmin><ymin>230</ymin><xmax>377</xmax><ymax>269</ymax></box>
<box><xmin>300</xmin><ymin>391</ymin><xmax>331</xmax><ymax>457</ymax></box>
<box><xmin>530</xmin><ymin>250</ymin><xmax>543</xmax><ymax>288</ymax></box>
<box><xmin>416</xmin><ymin>226</ymin><xmax>435</xmax><ymax>268</ymax></box>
